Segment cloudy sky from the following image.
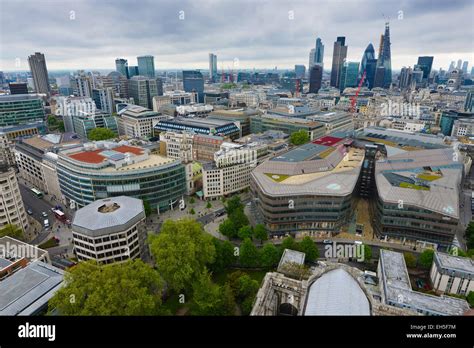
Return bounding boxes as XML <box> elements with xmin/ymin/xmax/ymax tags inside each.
<box><xmin>1</xmin><ymin>0</ymin><xmax>473</xmax><ymax>72</ymax></box>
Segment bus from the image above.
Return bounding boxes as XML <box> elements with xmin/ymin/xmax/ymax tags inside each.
<box><xmin>30</xmin><ymin>188</ymin><xmax>43</xmax><ymax>198</ymax></box>
<box><xmin>52</xmin><ymin>209</ymin><xmax>67</xmax><ymax>222</ymax></box>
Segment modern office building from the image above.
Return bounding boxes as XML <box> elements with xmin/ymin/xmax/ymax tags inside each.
<box><xmin>306</xmin><ymin>111</ymin><xmax>354</xmax><ymax>134</ymax></box>
<box><xmin>451</xmin><ymin>118</ymin><xmax>474</xmax><ymax>137</ymax></box>
<box><xmin>155</xmin><ymin>117</ymin><xmax>241</xmax><ymax>140</ymax></box>
<box><xmin>207</xmin><ymin>108</ymin><xmax>258</xmax><ymax>136</ymax></box>
<box><xmin>0</xmin><ymin>165</ymin><xmax>29</xmax><ymax>233</ymax></box>
<box><xmin>72</xmin><ymin>112</ymin><xmax>118</xmax><ymax>140</ymax></box>
<box><xmin>72</xmin><ymin>73</ymin><xmax>93</xmax><ymax>98</ymax></box>
<box><xmin>295</xmin><ymin>65</ymin><xmax>306</xmax><ymax>79</ymax></box>
<box><xmin>27</xmin><ymin>52</ymin><xmax>51</xmax><ymax>95</ymax></box>
<box><xmin>359</xmin><ymin>44</ymin><xmax>375</xmax><ymax>85</ymax></box>
<box><xmin>54</xmin><ymin>96</ymin><xmax>96</xmax><ymax>133</ymax></box>
<box><xmin>417</xmin><ymin>56</ymin><xmax>434</xmax><ymax>79</ymax></box>
<box><xmin>202</xmin><ymin>143</ymin><xmax>257</xmax><ymax>199</ymax></box>
<box><xmin>8</xmin><ymin>83</ymin><xmax>28</xmax><ymax>95</ymax></box>
<box><xmin>117</xmin><ymin>104</ymin><xmax>167</xmax><ymax>138</ymax></box>
<box><xmin>92</xmin><ymin>87</ymin><xmax>114</xmax><ymax>114</ymax></box>
<box><xmin>0</xmin><ymin>94</ymin><xmax>45</xmax><ymax>127</ymax></box>
<box><xmin>128</xmin><ymin>76</ymin><xmax>162</xmax><ymax>109</ymax></box>
<box><xmin>330</xmin><ymin>37</ymin><xmax>348</xmax><ymax>88</ymax></box>
<box><xmin>128</xmin><ymin>66</ymin><xmax>139</xmax><ymax>78</ymax></box>
<box><xmin>430</xmin><ymin>252</ymin><xmax>474</xmax><ymax>296</ymax></box>
<box><xmin>365</xmin><ymin>58</ymin><xmax>378</xmax><ymax>89</ymax></box>
<box><xmin>152</xmin><ymin>91</ymin><xmax>196</xmax><ymax>111</ymax></box>
<box><xmin>250</xmin><ymin>141</ymin><xmax>364</xmax><ymax>236</ymax></box>
<box><xmin>308</xmin><ymin>65</ymin><xmax>323</xmax><ymax>94</ymax></box>
<box><xmin>378</xmin><ymin>250</ymin><xmax>470</xmax><ymax>316</ymax></box>
<box><xmin>183</xmin><ymin>70</ymin><xmax>204</xmax><ymax>103</ymax></box>
<box><xmin>102</xmin><ymin>71</ymin><xmax>129</xmax><ymax>99</ymax></box>
<box><xmin>376</xmin><ymin>23</ymin><xmax>392</xmax><ymax>88</ymax></box>
<box><xmin>71</xmin><ymin>196</ymin><xmax>147</xmax><ymax>264</ymax></box>
<box><xmin>137</xmin><ymin>55</ymin><xmax>155</xmax><ymax>78</ymax></box>
<box><xmin>250</xmin><ymin>113</ymin><xmax>325</xmax><ymax>141</ymax></box>
<box><xmin>309</xmin><ymin>37</ymin><xmax>324</xmax><ymax>69</ymax></box>
<box><xmin>209</xmin><ymin>53</ymin><xmax>217</xmax><ymax>82</ymax></box>
<box><xmin>339</xmin><ymin>61</ymin><xmax>360</xmax><ymax>91</ymax></box>
<box><xmin>56</xmin><ymin>142</ymin><xmax>187</xmax><ymax>211</ymax></box>
<box><xmin>115</xmin><ymin>58</ymin><xmax>129</xmax><ymax>79</ymax></box>
<box><xmin>373</xmin><ymin>148</ymin><xmax>463</xmax><ymax>249</ymax></box>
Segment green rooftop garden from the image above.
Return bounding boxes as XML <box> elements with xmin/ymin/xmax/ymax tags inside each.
<box><xmin>416</xmin><ymin>173</ymin><xmax>442</xmax><ymax>181</ymax></box>
<box><xmin>400</xmin><ymin>182</ymin><xmax>430</xmax><ymax>191</ymax></box>
<box><xmin>264</xmin><ymin>173</ymin><xmax>290</xmax><ymax>182</ymax></box>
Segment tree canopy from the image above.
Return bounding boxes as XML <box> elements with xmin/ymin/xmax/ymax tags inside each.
<box><xmin>88</xmin><ymin>127</ymin><xmax>117</xmax><ymax>141</ymax></box>
<box><xmin>299</xmin><ymin>237</ymin><xmax>319</xmax><ymax>262</ymax></box>
<box><xmin>148</xmin><ymin>219</ymin><xmax>215</xmax><ymax>292</ymax></box>
<box><xmin>290</xmin><ymin>130</ymin><xmax>309</xmax><ymax>145</ymax></box>
<box><xmin>419</xmin><ymin>249</ymin><xmax>435</xmax><ymax>269</ymax></box>
<box><xmin>0</xmin><ymin>224</ymin><xmax>23</xmax><ymax>240</ymax></box>
<box><xmin>239</xmin><ymin>238</ymin><xmax>260</xmax><ymax>267</ymax></box>
<box><xmin>48</xmin><ymin>260</ymin><xmax>164</xmax><ymax>315</ymax></box>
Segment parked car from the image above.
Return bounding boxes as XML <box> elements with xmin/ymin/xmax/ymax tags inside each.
<box><xmin>323</xmin><ymin>239</ymin><xmax>332</xmax><ymax>244</ymax></box>
<box><xmin>26</xmin><ymin>208</ymin><xmax>33</xmax><ymax>215</ymax></box>
<box><xmin>42</xmin><ymin>211</ymin><xmax>48</xmax><ymax>217</ymax></box>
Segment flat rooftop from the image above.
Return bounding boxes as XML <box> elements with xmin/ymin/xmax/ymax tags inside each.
<box><xmin>434</xmin><ymin>252</ymin><xmax>474</xmax><ymax>274</ymax></box>
<box><xmin>68</xmin><ymin>145</ymin><xmax>144</xmax><ymax>164</ymax></box>
<box><xmin>271</xmin><ymin>143</ymin><xmax>331</xmax><ymax>162</ymax></box>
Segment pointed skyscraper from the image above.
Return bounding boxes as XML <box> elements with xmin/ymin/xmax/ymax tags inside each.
<box><xmin>376</xmin><ymin>22</ymin><xmax>392</xmax><ymax>88</ymax></box>
<box><xmin>359</xmin><ymin>43</ymin><xmax>375</xmax><ymax>85</ymax></box>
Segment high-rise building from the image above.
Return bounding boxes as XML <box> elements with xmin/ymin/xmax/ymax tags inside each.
<box><xmin>456</xmin><ymin>59</ymin><xmax>462</xmax><ymax>70</ymax></box>
<box><xmin>462</xmin><ymin>61</ymin><xmax>469</xmax><ymax>74</ymax></box>
<box><xmin>330</xmin><ymin>37</ymin><xmax>347</xmax><ymax>88</ymax></box>
<box><xmin>183</xmin><ymin>70</ymin><xmax>204</xmax><ymax>103</ymax></box>
<box><xmin>0</xmin><ymin>166</ymin><xmax>29</xmax><ymax>233</ymax></box>
<box><xmin>27</xmin><ymin>52</ymin><xmax>51</xmax><ymax>95</ymax></box>
<box><xmin>128</xmin><ymin>76</ymin><xmax>161</xmax><ymax>109</ymax></box>
<box><xmin>314</xmin><ymin>38</ymin><xmax>324</xmax><ymax>67</ymax></box>
<box><xmin>376</xmin><ymin>22</ymin><xmax>392</xmax><ymax>88</ymax></box>
<box><xmin>309</xmin><ymin>49</ymin><xmax>316</xmax><ymax>70</ymax></box>
<box><xmin>8</xmin><ymin>83</ymin><xmax>28</xmax><ymax>95</ymax></box>
<box><xmin>115</xmin><ymin>58</ymin><xmax>129</xmax><ymax>79</ymax></box>
<box><xmin>128</xmin><ymin>66</ymin><xmax>139</xmax><ymax>78</ymax></box>
<box><xmin>209</xmin><ymin>53</ymin><xmax>217</xmax><ymax>82</ymax></box>
<box><xmin>137</xmin><ymin>55</ymin><xmax>155</xmax><ymax>78</ymax></box>
<box><xmin>417</xmin><ymin>56</ymin><xmax>434</xmax><ymax>79</ymax></box>
<box><xmin>399</xmin><ymin>67</ymin><xmax>413</xmax><ymax>89</ymax></box>
<box><xmin>309</xmin><ymin>65</ymin><xmax>323</xmax><ymax>93</ymax></box>
<box><xmin>448</xmin><ymin>61</ymin><xmax>455</xmax><ymax>72</ymax></box>
<box><xmin>92</xmin><ymin>87</ymin><xmax>114</xmax><ymax>113</ymax></box>
<box><xmin>72</xmin><ymin>73</ymin><xmax>93</xmax><ymax>98</ymax></box>
<box><xmin>295</xmin><ymin>65</ymin><xmax>306</xmax><ymax>79</ymax></box>
<box><xmin>373</xmin><ymin>66</ymin><xmax>385</xmax><ymax>88</ymax></box>
<box><xmin>359</xmin><ymin>43</ymin><xmax>375</xmax><ymax>85</ymax></box>
<box><xmin>0</xmin><ymin>94</ymin><xmax>45</xmax><ymax>126</ymax></box>
<box><xmin>339</xmin><ymin>62</ymin><xmax>359</xmax><ymax>91</ymax></box>
<box><xmin>365</xmin><ymin>58</ymin><xmax>378</xmax><ymax>89</ymax></box>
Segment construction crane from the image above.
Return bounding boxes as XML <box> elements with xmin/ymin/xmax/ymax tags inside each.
<box><xmin>350</xmin><ymin>70</ymin><xmax>366</xmax><ymax>113</ymax></box>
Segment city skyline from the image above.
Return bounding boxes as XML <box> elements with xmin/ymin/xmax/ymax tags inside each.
<box><xmin>1</xmin><ymin>0</ymin><xmax>473</xmax><ymax>72</ymax></box>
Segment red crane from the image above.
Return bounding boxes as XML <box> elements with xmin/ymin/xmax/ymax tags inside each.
<box><xmin>350</xmin><ymin>70</ymin><xmax>366</xmax><ymax>113</ymax></box>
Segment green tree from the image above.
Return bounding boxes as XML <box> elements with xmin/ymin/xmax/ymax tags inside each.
<box><xmin>142</xmin><ymin>199</ymin><xmax>152</xmax><ymax>217</ymax></box>
<box><xmin>191</xmin><ymin>270</ymin><xmax>235</xmax><ymax>316</ymax></box>
<box><xmin>419</xmin><ymin>249</ymin><xmax>435</xmax><ymax>269</ymax></box>
<box><xmin>260</xmin><ymin>243</ymin><xmax>280</xmax><ymax>268</ymax></box>
<box><xmin>467</xmin><ymin>291</ymin><xmax>474</xmax><ymax>307</ymax></box>
<box><xmin>363</xmin><ymin>245</ymin><xmax>372</xmax><ymax>263</ymax></box>
<box><xmin>219</xmin><ymin>219</ymin><xmax>237</xmax><ymax>238</ymax></box>
<box><xmin>0</xmin><ymin>224</ymin><xmax>23</xmax><ymax>240</ymax></box>
<box><xmin>290</xmin><ymin>129</ymin><xmax>309</xmax><ymax>145</ymax></box>
<box><xmin>467</xmin><ymin>249</ymin><xmax>474</xmax><ymax>258</ymax></box>
<box><xmin>57</xmin><ymin>121</ymin><xmax>65</xmax><ymax>132</ymax></box>
<box><xmin>254</xmin><ymin>224</ymin><xmax>268</xmax><ymax>244</ymax></box>
<box><xmin>237</xmin><ymin>275</ymin><xmax>259</xmax><ymax>300</ymax></box>
<box><xmin>299</xmin><ymin>237</ymin><xmax>319</xmax><ymax>262</ymax></box>
<box><xmin>404</xmin><ymin>252</ymin><xmax>417</xmax><ymax>268</ymax></box>
<box><xmin>47</xmin><ymin>115</ymin><xmax>58</xmax><ymax>126</ymax></box>
<box><xmin>148</xmin><ymin>219</ymin><xmax>215</xmax><ymax>292</ymax></box>
<box><xmin>239</xmin><ymin>238</ymin><xmax>260</xmax><ymax>267</ymax></box>
<box><xmin>281</xmin><ymin>236</ymin><xmax>299</xmax><ymax>253</ymax></box>
<box><xmin>206</xmin><ymin>202</ymin><xmax>212</xmax><ymax>209</ymax></box>
<box><xmin>48</xmin><ymin>260</ymin><xmax>163</xmax><ymax>315</ymax></box>
<box><xmin>229</xmin><ymin>209</ymin><xmax>249</xmax><ymax>231</ymax></box>
<box><xmin>209</xmin><ymin>239</ymin><xmax>236</xmax><ymax>273</ymax></box>
<box><xmin>189</xmin><ymin>197</ymin><xmax>196</xmax><ymax>204</ymax></box>
<box><xmin>88</xmin><ymin>127</ymin><xmax>116</xmax><ymax>141</ymax></box>
<box><xmin>189</xmin><ymin>208</ymin><xmax>196</xmax><ymax>215</ymax></box>
<box><xmin>225</xmin><ymin>196</ymin><xmax>243</xmax><ymax>215</ymax></box>
<box><xmin>238</xmin><ymin>225</ymin><xmax>253</xmax><ymax>240</ymax></box>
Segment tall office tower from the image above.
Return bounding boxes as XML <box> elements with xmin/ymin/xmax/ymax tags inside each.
<box><xmin>209</xmin><ymin>53</ymin><xmax>217</xmax><ymax>82</ymax></box>
<box><xmin>456</xmin><ymin>59</ymin><xmax>462</xmax><ymax>70</ymax></box>
<box><xmin>183</xmin><ymin>70</ymin><xmax>204</xmax><ymax>103</ymax></box>
<box><xmin>92</xmin><ymin>87</ymin><xmax>114</xmax><ymax>113</ymax></box>
<box><xmin>8</xmin><ymin>83</ymin><xmax>28</xmax><ymax>95</ymax></box>
<box><xmin>416</xmin><ymin>56</ymin><xmax>434</xmax><ymax>79</ymax></box>
<box><xmin>128</xmin><ymin>66</ymin><xmax>139</xmax><ymax>78</ymax></box>
<box><xmin>115</xmin><ymin>58</ymin><xmax>129</xmax><ymax>79</ymax></box>
<box><xmin>471</xmin><ymin>67</ymin><xmax>474</xmax><ymax>76</ymax></box>
<box><xmin>373</xmin><ymin>66</ymin><xmax>385</xmax><ymax>88</ymax></box>
<box><xmin>295</xmin><ymin>65</ymin><xmax>306</xmax><ymax>79</ymax></box>
<box><xmin>376</xmin><ymin>22</ymin><xmax>392</xmax><ymax>88</ymax></box>
<box><xmin>448</xmin><ymin>61</ymin><xmax>455</xmax><ymax>72</ymax></box>
<box><xmin>73</xmin><ymin>73</ymin><xmax>93</xmax><ymax>98</ymax></box>
<box><xmin>365</xmin><ymin>58</ymin><xmax>378</xmax><ymax>89</ymax></box>
<box><xmin>399</xmin><ymin>67</ymin><xmax>413</xmax><ymax>89</ymax></box>
<box><xmin>27</xmin><ymin>52</ymin><xmax>51</xmax><ymax>95</ymax></box>
<box><xmin>359</xmin><ymin>43</ymin><xmax>375</xmax><ymax>84</ymax></box>
<box><xmin>330</xmin><ymin>36</ymin><xmax>348</xmax><ymax>88</ymax></box>
<box><xmin>313</xmin><ymin>37</ymin><xmax>324</xmax><ymax>67</ymax></box>
<box><xmin>339</xmin><ymin>61</ymin><xmax>359</xmax><ymax>91</ymax></box>
<box><xmin>462</xmin><ymin>61</ymin><xmax>468</xmax><ymax>74</ymax></box>
<box><xmin>137</xmin><ymin>55</ymin><xmax>155</xmax><ymax>78</ymax></box>
<box><xmin>309</xmin><ymin>49</ymin><xmax>316</xmax><ymax>70</ymax></box>
<box><xmin>308</xmin><ymin>65</ymin><xmax>323</xmax><ymax>93</ymax></box>
<box><xmin>128</xmin><ymin>76</ymin><xmax>161</xmax><ymax>109</ymax></box>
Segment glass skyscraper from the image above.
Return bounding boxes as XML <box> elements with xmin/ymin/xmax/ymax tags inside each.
<box><xmin>339</xmin><ymin>62</ymin><xmax>360</xmax><ymax>91</ymax></box>
<box><xmin>359</xmin><ymin>43</ymin><xmax>375</xmax><ymax>85</ymax></box>
<box><xmin>209</xmin><ymin>53</ymin><xmax>217</xmax><ymax>82</ymax></box>
<box><xmin>137</xmin><ymin>55</ymin><xmax>155</xmax><ymax>78</ymax></box>
<box><xmin>376</xmin><ymin>23</ymin><xmax>392</xmax><ymax>88</ymax></box>
<box><xmin>115</xmin><ymin>58</ymin><xmax>129</xmax><ymax>79</ymax></box>
<box><xmin>183</xmin><ymin>70</ymin><xmax>204</xmax><ymax>103</ymax></box>
<box><xmin>330</xmin><ymin>37</ymin><xmax>348</xmax><ymax>88</ymax></box>
<box><xmin>416</xmin><ymin>56</ymin><xmax>434</xmax><ymax>79</ymax></box>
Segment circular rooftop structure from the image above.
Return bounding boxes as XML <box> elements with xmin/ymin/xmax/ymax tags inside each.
<box><xmin>304</xmin><ymin>268</ymin><xmax>370</xmax><ymax>315</ymax></box>
<box><xmin>72</xmin><ymin>196</ymin><xmax>145</xmax><ymax>237</ymax></box>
